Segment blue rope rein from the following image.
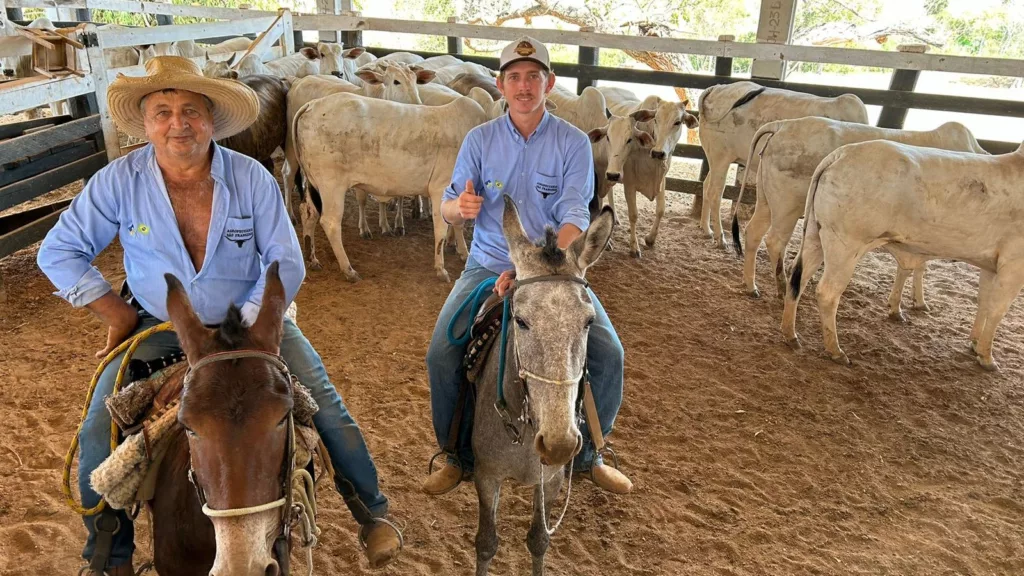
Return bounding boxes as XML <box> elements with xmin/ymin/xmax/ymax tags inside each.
<box><xmin>446</xmin><ymin>277</ymin><xmax>512</xmax><ymax>411</ymax></box>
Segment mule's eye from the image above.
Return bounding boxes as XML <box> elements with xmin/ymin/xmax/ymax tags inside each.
<box><xmin>585</xmin><ymin>317</ymin><xmax>595</xmax><ymax>328</ymax></box>
<box><xmin>278</xmin><ymin>415</ymin><xmax>289</xmax><ymax>427</ymax></box>
<box><xmin>514</xmin><ymin>316</ymin><xmax>530</xmax><ymax>330</ymax></box>
<box><xmin>184</xmin><ymin>427</ymin><xmax>197</xmax><ymax>438</ymax></box>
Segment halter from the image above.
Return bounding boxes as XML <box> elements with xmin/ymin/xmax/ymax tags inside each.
<box><xmin>495</xmin><ymin>274</ymin><xmax>590</xmax><ymax>444</ymax></box>
<box><xmin>183</xmin><ymin>350</ymin><xmax>300</xmax><ymax>575</ymax></box>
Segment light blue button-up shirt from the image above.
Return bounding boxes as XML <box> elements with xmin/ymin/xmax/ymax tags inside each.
<box><xmin>36</xmin><ymin>143</ymin><xmax>304</xmax><ymax>326</ymax></box>
<box><xmin>443</xmin><ymin>111</ymin><xmax>594</xmax><ymax>274</ymax></box>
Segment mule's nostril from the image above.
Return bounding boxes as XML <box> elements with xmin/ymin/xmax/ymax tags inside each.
<box><xmin>265</xmin><ymin>560</ymin><xmax>280</xmax><ymax>576</ymax></box>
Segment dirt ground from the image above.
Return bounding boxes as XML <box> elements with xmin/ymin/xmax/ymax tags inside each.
<box><xmin>1</xmin><ymin>160</ymin><xmax>1023</xmax><ymax>576</ymax></box>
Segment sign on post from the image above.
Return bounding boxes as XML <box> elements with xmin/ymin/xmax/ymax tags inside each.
<box><xmin>751</xmin><ymin>0</ymin><xmax>796</xmax><ymax>80</ymax></box>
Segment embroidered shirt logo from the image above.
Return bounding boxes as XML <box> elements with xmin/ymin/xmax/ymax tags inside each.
<box><xmin>226</xmin><ymin>224</ymin><xmax>254</xmax><ymax>247</ymax></box>
<box><xmin>536</xmin><ymin>181</ymin><xmax>557</xmax><ymax>199</ymax></box>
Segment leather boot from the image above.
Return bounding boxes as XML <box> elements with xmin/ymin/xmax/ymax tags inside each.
<box><xmin>421</xmin><ymin>462</ymin><xmax>467</xmax><ymax>496</ymax></box>
<box><xmin>584</xmin><ymin>463</ymin><xmax>633</xmax><ymax>494</ymax></box>
<box><xmin>360</xmin><ymin>519</ymin><xmax>403</xmax><ymax>569</ymax></box>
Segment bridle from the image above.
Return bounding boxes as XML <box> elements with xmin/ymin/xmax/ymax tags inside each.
<box><xmin>499</xmin><ymin>273</ymin><xmax>593</xmax><ymax>537</ymax></box>
<box><xmin>495</xmin><ymin>274</ymin><xmax>591</xmax><ymax>445</ymax></box>
<box><xmin>183</xmin><ymin>349</ymin><xmax>299</xmax><ymax>574</ymax></box>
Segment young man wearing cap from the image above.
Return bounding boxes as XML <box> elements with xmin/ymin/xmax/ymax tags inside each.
<box><xmin>423</xmin><ymin>37</ymin><xmax>633</xmax><ymax>496</ymax></box>
<box><xmin>37</xmin><ymin>57</ymin><xmax>402</xmax><ymax>575</ymax></box>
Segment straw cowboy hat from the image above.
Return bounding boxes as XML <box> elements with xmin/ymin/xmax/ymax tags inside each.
<box><xmin>107</xmin><ymin>55</ymin><xmax>259</xmax><ymax>141</ymax></box>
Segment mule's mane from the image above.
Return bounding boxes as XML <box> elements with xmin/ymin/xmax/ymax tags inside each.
<box><xmin>536</xmin><ymin>228</ymin><xmax>566</xmax><ymax>268</ymax></box>
<box><xmin>214</xmin><ymin>305</ymin><xmax>250</xmax><ymax>350</ymax></box>
<box><xmin>184</xmin><ymin>305</ymin><xmax>290</xmax><ymax>424</ymax></box>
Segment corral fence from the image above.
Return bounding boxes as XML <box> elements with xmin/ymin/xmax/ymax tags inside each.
<box><xmin>1</xmin><ymin>1</ymin><xmax>1022</xmax><ymax>289</ymax></box>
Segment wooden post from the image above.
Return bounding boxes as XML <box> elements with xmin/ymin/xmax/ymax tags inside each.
<box><xmin>280</xmin><ymin>8</ymin><xmax>294</xmax><ymax>57</ymax></box>
<box><xmin>317</xmin><ymin>0</ymin><xmax>342</xmax><ymax>45</ymax></box>
<box><xmin>446</xmin><ymin>17</ymin><xmax>462</xmax><ymax>55</ymax></box>
<box><xmin>576</xmin><ymin>26</ymin><xmax>599</xmax><ymax>95</ymax></box>
<box><xmin>714</xmin><ymin>34</ymin><xmax>734</xmax><ymax>76</ymax></box>
<box><xmin>876</xmin><ymin>44</ymin><xmax>927</xmax><ymax>129</ymax></box>
<box><xmin>340</xmin><ymin>1</ymin><xmax>361</xmax><ymax>48</ymax></box>
<box><xmin>751</xmin><ymin>0</ymin><xmax>796</xmax><ymax>80</ymax></box>
<box><xmin>81</xmin><ymin>24</ymin><xmax>119</xmax><ymax>161</ymax></box>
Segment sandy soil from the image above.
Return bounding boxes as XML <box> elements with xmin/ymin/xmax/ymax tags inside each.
<box><xmin>1</xmin><ymin>160</ymin><xmax>1022</xmax><ymax>576</ymax></box>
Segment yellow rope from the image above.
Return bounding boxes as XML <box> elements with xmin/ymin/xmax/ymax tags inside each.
<box><xmin>62</xmin><ymin>322</ymin><xmax>176</xmax><ymax>515</ymax></box>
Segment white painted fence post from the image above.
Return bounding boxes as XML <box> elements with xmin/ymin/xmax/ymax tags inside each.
<box><xmin>751</xmin><ymin>0</ymin><xmax>796</xmax><ymax>80</ymax></box>
<box><xmin>81</xmin><ymin>24</ymin><xmax>120</xmax><ymax>161</ymax></box>
<box><xmin>280</xmin><ymin>9</ymin><xmax>293</xmax><ymax>57</ymax></box>
<box><xmin>317</xmin><ymin>0</ymin><xmax>342</xmax><ymax>45</ymax></box>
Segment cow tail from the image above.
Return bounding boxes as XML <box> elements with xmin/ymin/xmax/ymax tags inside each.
<box><xmin>731</xmin><ymin>122</ymin><xmax>779</xmax><ymax>257</ymax></box>
<box><xmin>789</xmin><ymin>149</ymin><xmax>841</xmax><ymax>299</ymax></box>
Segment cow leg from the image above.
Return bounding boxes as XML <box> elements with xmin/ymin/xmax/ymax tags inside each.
<box><xmin>355</xmin><ymin>190</ymin><xmax>372</xmax><ymax>239</ymax></box>
<box><xmin>298</xmin><ymin>198</ymin><xmax>321</xmax><ymax>271</ymax></box>
<box><xmin>912</xmin><ymin>265</ymin><xmax>929</xmax><ymax>311</ymax></box>
<box><xmin>430</xmin><ymin>191</ymin><xmax>452</xmax><ymax>282</ymax></box>
<box><xmin>320</xmin><ymin>190</ymin><xmax>360</xmax><ymax>282</ymax></box>
<box><xmin>887</xmin><ymin>265</ymin><xmax>914</xmax><ymax>322</ymax></box>
<box><xmin>781</xmin><ymin>231</ymin><xmax>824</xmax><ymax>348</ymax></box>
<box><xmin>624</xmin><ymin>186</ymin><xmax>641</xmax><ymax>258</ymax></box>
<box><xmin>700</xmin><ymin>152</ymin><xmax>730</xmax><ymax>242</ymax></box>
<box><xmin>394</xmin><ymin>197</ymin><xmax>406</xmax><ymax>236</ymax></box>
<box><xmin>741</xmin><ymin>188</ymin><xmax>773</xmax><ymax>298</ymax></box>
<box><xmin>452</xmin><ymin>224</ymin><xmax>469</xmax><ymax>261</ymax></box>
<box><xmin>970</xmin><ymin>270</ymin><xmax>994</xmax><ymax>354</ymax></box>
<box><xmin>644</xmin><ymin>183</ymin><xmax>666</xmax><ymax>248</ymax></box>
<box><xmin>767</xmin><ymin>203</ymin><xmax>803</xmax><ymax>300</ymax></box>
<box><xmin>973</xmin><ymin>269</ymin><xmax>1024</xmax><ymax>371</ymax></box>
<box><xmin>281</xmin><ymin>154</ymin><xmax>297</xmax><ymax>222</ymax></box>
<box><xmin>377</xmin><ymin>196</ymin><xmax>393</xmax><ymax>236</ymax></box>
<box><xmin>816</xmin><ymin>245</ymin><xmax>862</xmax><ymax>366</ymax></box>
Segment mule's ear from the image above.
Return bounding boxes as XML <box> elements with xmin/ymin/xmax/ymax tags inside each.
<box><xmin>249</xmin><ymin>261</ymin><xmax>286</xmax><ymax>355</ymax></box>
<box><xmin>165</xmin><ymin>273</ymin><xmax>211</xmax><ymax>365</ymax></box>
<box><xmin>501</xmin><ymin>195</ymin><xmax>533</xmax><ymax>268</ymax></box>
<box><xmin>630</xmin><ymin>108</ymin><xmax>655</xmax><ymax>123</ymax></box>
<box><xmin>569</xmin><ymin>207</ymin><xmax>614</xmax><ymax>273</ymax></box>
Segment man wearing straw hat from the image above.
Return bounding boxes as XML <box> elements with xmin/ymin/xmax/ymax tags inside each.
<box><xmin>37</xmin><ymin>56</ymin><xmax>402</xmax><ymax>575</ymax></box>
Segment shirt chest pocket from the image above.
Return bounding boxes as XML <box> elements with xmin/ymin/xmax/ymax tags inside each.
<box><xmin>212</xmin><ymin>216</ymin><xmax>259</xmax><ymax>280</ymax></box>
<box><xmin>533</xmin><ymin>172</ymin><xmax>561</xmax><ymax>201</ymax></box>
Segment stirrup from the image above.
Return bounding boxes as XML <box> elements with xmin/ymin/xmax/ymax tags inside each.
<box><xmin>358</xmin><ymin>517</ymin><xmax>406</xmax><ymax>551</ymax></box>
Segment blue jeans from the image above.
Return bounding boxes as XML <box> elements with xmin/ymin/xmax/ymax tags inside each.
<box><xmin>80</xmin><ymin>312</ymin><xmax>387</xmax><ymax>566</ymax></box>
<box><xmin>425</xmin><ymin>256</ymin><xmax>625</xmax><ymax>473</ymax></box>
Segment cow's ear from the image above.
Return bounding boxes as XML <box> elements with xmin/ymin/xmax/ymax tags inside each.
<box><xmin>356</xmin><ymin>68</ymin><xmax>383</xmax><ymax>85</ymax></box>
<box><xmin>587</xmin><ymin>127</ymin><xmax>607</xmax><ymax>143</ymax></box>
<box><xmin>630</xmin><ymin>108</ymin><xmax>655</xmax><ymax>123</ymax></box>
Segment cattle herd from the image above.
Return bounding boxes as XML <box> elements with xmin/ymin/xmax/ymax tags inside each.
<box><xmin>2</xmin><ymin>19</ymin><xmax>1020</xmax><ymax>372</ymax></box>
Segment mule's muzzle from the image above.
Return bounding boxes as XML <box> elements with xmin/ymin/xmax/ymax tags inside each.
<box><xmin>534</xmin><ymin>431</ymin><xmax>583</xmax><ymax>467</ymax></box>
<box><xmin>651</xmin><ymin>150</ymin><xmax>667</xmax><ymax>160</ymax></box>
<box><xmin>605</xmin><ymin>172</ymin><xmax>621</xmax><ymax>183</ymax></box>
<box><xmin>209</xmin><ymin>558</ymin><xmax>278</xmax><ymax>576</ymax></box>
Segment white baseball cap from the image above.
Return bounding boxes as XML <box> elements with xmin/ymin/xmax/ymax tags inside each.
<box><xmin>499</xmin><ymin>36</ymin><xmax>550</xmax><ymax>72</ymax></box>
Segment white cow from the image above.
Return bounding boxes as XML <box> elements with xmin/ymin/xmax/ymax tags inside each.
<box><xmin>732</xmin><ymin>117</ymin><xmax>989</xmax><ymax>307</ymax></box>
<box><xmin>415</xmin><ymin>54</ymin><xmax>463</xmax><ymax>71</ymax></box>
<box><xmin>334</xmin><ymin>46</ymin><xmax>376</xmax><ymax>84</ymax></box>
<box><xmin>282</xmin><ymin>63</ymin><xmax>436</xmax><ymax>224</ymax></box>
<box><xmin>378</xmin><ymin>51</ymin><xmax>424</xmax><ymax>65</ymax></box>
<box><xmin>782</xmin><ymin>140</ymin><xmax>1024</xmax><ymax>371</ymax></box>
<box><xmin>204</xmin><ymin>47</ymin><xmax>320</xmax><ymax>79</ymax></box>
<box><xmin>292</xmin><ymin>94</ymin><xmax>486</xmax><ymax>281</ymax></box>
<box><xmin>697</xmin><ymin>81</ymin><xmax>869</xmax><ymax>246</ymax></box>
<box><xmin>430</xmin><ymin>62</ymin><xmax>496</xmax><ymax>85</ymax></box>
<box><xmin>588</xmin><ymin>87</ymin><xmax>697</xmax><ymax>257</ymax></box>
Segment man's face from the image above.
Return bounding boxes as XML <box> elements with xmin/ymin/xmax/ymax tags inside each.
<box><xmin>142</xmin><ymin>90</ymin><xmax>214</xmax><ymax>158</ymax></box>
<box><xmin>497</xmin><ymin>61</ymin><xmax>555</xmax><ymax>116</ymax></box>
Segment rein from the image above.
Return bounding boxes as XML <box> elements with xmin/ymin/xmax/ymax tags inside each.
<box><xmin>183</xmin><ymin>349</ymin><xmax>314</xmax><ymax>576</ymax></box>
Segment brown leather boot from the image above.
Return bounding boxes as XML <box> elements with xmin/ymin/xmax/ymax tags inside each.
<box><xmin>584</xmin><ymin>463</ymin><xmax>634</xmax><ymax>494</ymax></box>
<box><xmin>421</xmin><ymin>462</ymin><xmax>467</xmax><ymax>496</ymax></box>
<box><xmin>360</xmin><ymin>518</ymin><xmax>403</xmax><ymax>569</ymax></box>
